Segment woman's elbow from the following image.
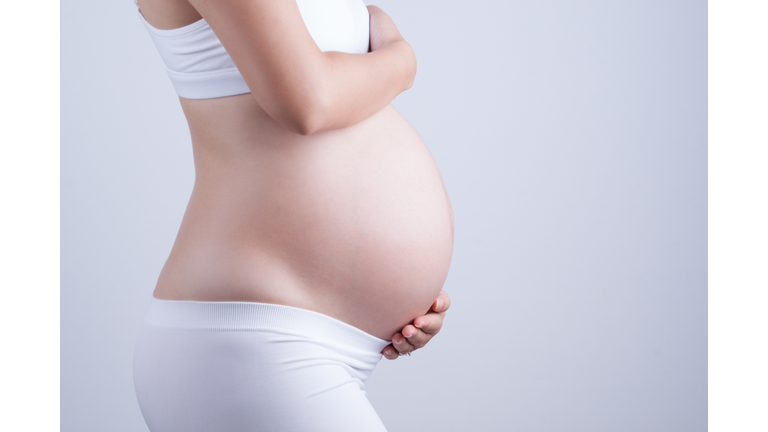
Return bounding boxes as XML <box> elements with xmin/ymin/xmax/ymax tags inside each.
<box><xmin>265</xmin><ymin>89</ymin><xmax>331</xmax><ymax>136</ymax></box>
<box><xmin>291</xmin><ymin>106</ymin><xmax>326</xmax><ymax>136</ymax></box>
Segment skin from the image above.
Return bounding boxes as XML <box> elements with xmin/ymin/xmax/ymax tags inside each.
<box><xmin>137</xmin><ymin>0</ymin><xmax>454</xmax><ymax>354</ymax></box>
<box><xmin>382</xmin><ymin>289</ymin><xmax>452</xmax><ymax>360</ymax></box>
<box><xmin>184</xmin><ymin>0</ymin><xmax>416</xmax><ymax>134</ymax></box>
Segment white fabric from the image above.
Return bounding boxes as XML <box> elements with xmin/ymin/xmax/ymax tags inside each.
<box><xmin>133</xmin><ymin>298</ymin><xmax>390</xmax><ymax>431</ymax></box>
<box><xmin>135</xmin><ymin>0</ymin><xmax>370</xmax><ymax>99</ymax></box>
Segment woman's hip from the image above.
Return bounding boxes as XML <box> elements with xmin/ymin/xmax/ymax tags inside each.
<box><xmin>132</xmin><ymin>298</ymin><xmax>389</xmax><ymax>431</ymax></box>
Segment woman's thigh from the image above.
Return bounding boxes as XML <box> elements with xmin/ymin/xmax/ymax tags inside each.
<box><xmin>133</xmin><ymin>312</ymin><xmax>388</xmax><ymax>431</ymax></box>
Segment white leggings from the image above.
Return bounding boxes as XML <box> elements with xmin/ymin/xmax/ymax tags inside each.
<box><xmin>133</xmin><ymin>298</ymin><xmax>391</xmax><ymax>431</ymax></box>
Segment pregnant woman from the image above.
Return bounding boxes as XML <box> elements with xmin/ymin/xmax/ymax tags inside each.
<box><xmin>131</xmin><ymin>0</ymin><xmax>454</xmax><ymax>430</ymax></box>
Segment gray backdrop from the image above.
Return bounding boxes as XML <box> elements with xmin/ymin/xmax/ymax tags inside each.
<box><xmin>61</xmin><ymin>0</ymin><xmax>707</xmax><ymax>430</ymax></box>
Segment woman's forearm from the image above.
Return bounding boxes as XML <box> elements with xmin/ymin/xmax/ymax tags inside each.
<box><xmin>309</xmin><ymin>39</ymin><xmax>416</xmax><ymax>134</ymax></box>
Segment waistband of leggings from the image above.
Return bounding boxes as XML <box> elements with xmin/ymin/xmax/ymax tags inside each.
<box><xmin>143</xmin><ymin>297</ymin><xmax>390</xmax><ymax>352</ymax></box>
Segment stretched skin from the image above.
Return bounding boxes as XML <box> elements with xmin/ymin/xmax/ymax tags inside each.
<box><xmin>138</xmin><ymin>0</ymin><xmax>454</xmax><ymax>341</ymax></box>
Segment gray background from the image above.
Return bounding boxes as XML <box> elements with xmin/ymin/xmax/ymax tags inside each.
<box><xmin>61</xmin><ymin>0</ymin><xmax>707</xmax><ymax>431</ymax></box>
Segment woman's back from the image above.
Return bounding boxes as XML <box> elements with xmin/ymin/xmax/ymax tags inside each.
<box><xmin>136</xmin><ymin>0</ymin><xmax>454</xmax><ymax>340</ymax></box>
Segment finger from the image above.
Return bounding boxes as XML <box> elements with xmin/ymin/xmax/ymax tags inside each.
<box><xmin>400</xmin><ymin>324</ymin><xmax>433</xmax><ymax>350</ymax></box>
<box><xmin>431</xmin><ymin>290</ymin><xmax>451</xmax><ymax>313</ymax></box>
<box><xmin>391</xmin><ymin>332</ymin><xmax>415</xmax><ymax>355</ymax></box>
<box><xmin>381</xmin><ymin>344</ymin><xmax>399</xmax><ymax>360</ymax></box>
<box><xmin>413</xmin><ymin>312</ymin><xmax>444</xmax><ymax>336</ymax></box>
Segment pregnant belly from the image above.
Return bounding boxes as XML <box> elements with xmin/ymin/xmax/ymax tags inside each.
<box><xmin>155</xmin><ymin>100</ymin><xmax>454</xmax><ymax>340</ymax></box>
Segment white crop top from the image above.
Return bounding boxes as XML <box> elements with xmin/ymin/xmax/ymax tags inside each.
<box><xmin>135</xmin><ymin>0</ymin><xmax>370</xmax><ymax>99</ymax></box>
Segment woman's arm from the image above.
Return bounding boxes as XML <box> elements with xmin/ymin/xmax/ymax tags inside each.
<box><xmin>186</xmin><ymin>0</ymin><xmax>416</xmax><ymax>135</ymax></box>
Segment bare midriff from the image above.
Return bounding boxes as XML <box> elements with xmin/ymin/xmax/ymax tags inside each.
<box><xmin>153</xmin><ymin>94</ymin><xmax>454</xmax><ymax>340</ymax></box>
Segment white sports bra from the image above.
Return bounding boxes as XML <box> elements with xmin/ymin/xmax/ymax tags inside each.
<box><xmin>135</xmin><ymin>0</ymin><xmax>370</xmax><ymax>99</ymax></box>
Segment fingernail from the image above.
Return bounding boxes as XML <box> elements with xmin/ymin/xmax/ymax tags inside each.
<box><xmin>436</xmin><ymin>299</ymin><xmax>443</xmax><ymax>310</ymax></box>
<box><xmin>414</xmin><ymin>321</ymin><xmax>423</xmax><ymax>328</ymax></box>
<box><xmin>384</xmin><ymin>349</ymin><xmax>393</xmax><ymax>355</ymax></box>
<box><xmin>394</xmin><ymin>338</ymin><xmax>402</xmax><ymax>344</ymax></box>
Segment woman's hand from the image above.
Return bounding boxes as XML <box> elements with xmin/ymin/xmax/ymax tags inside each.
<box><xmin>382</xmin><ymin>290</ymin><xmax>451</xmax><ymax>360</ymax></box>
<box><xmin>367</xmin><ymin>5</ymin><xmax>406</xmax><ymax>52</ymax></box>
